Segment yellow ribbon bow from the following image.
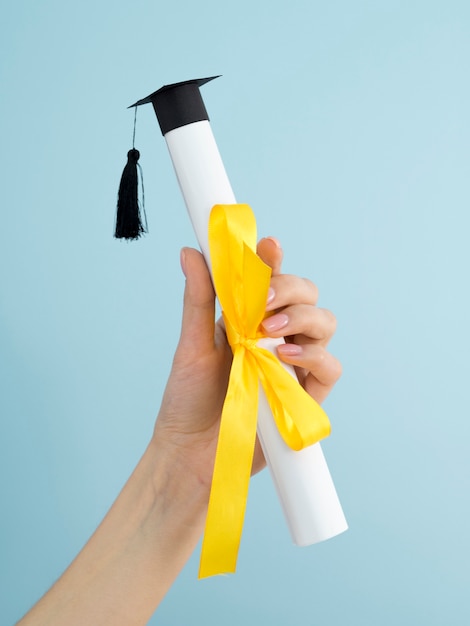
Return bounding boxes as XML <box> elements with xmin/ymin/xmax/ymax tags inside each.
<box><xmin>198</xmin><ymin>204</ymin><xmax>331</xmax><ymax>579</ymax></box>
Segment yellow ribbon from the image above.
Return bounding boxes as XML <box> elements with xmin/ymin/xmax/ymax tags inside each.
<box><xmin>198</xmin><ymin>204</ymin><xmax>331</xmax><ymax>579</ymax></box>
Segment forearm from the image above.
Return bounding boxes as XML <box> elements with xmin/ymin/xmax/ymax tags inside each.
<box><xmin>18</xmin><ymin>438</ymin><xmax>209</xmax><ymax>626</ymax></box>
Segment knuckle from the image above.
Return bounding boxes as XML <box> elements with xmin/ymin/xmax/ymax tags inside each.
<box><xmin>307</xmin><ymin>307</ymin><xmax>337</xmax><ymax>341</ymax></box>
<box><xmin>323</xmin><ymin>308</ymin><xmax>337</xmax><ymax>336</ymax></box>
<box><xmin>313</xmin><ymin>345</ymin><xmax>328</xmax><ymax>365</ymax></box>
<box><xmin>302</xmin><ymin>277</ymin><xmax>319</xmax><ymax>303</ymax></box>
<box><xmin>310</xmin><ymin>344</ymin><xmax>328</xmax><ymax>373</ymax></box>
<box><xmin>330</xmin><ymin>357</ymin><xmax>343</xmax><ymax>382</ymax></box>
<box><xmin>313</xmin><ymin>348</ymin><xmax>342</xmax><ymax>385</ymax></box>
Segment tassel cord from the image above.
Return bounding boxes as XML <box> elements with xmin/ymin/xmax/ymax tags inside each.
<box><xmin>114</xmin><ymin>107</ymin><xmax>147</xmax><ymax>240</ymax></box>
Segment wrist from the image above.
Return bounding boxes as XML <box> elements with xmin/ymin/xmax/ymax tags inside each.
<box><xmin>146</xmin><ymin>436</ymin><xmax>211</xmax><ymax>532</ymax></box>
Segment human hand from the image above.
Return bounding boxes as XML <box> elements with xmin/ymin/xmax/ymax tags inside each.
<box><xmin>17</xmin><ymin>238</ymin><xmax>342</xmax><ymax>626</ymax></box>
<box><xmin>153</xmin><ymin>237</ymin><xmax>341</xmax><ymax>490</ymax></box>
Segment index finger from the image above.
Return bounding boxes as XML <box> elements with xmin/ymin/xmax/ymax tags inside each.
<box><xmin>256</xmin><ymin>237</ymin><xmax>283</xmax><ymax>276</ymax></box>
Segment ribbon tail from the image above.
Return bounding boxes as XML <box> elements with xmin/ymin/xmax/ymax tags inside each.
<box><xmin>256</xmin><ymin>347</ymin><xmax>331</xmax><ymax>451</ymax></box>
<box><xmin>199</xmin><ymin>348</ymin><xmax>259</xmax><ymax>578</ymax></box>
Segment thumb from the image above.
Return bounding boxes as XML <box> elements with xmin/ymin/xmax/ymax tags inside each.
<box><xmin>178</xmin><ymin>247</ymin><xmax>216</xmax><ymax>354</ymax></box>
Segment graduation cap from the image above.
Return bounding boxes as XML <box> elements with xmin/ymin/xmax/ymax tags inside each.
<box><xmin>115</xmin><ymin>77</ymin><xmax>220</xmax><ymax>240</ymax></box>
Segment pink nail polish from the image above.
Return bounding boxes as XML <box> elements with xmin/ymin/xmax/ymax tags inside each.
<box><xmin>265</xmin><ymin>236</ymin><xmax>282</xmax><ymax>248</ymax></box>
<box><xmin>262</xmin><ymin>313</ymin><xmax>289</xmax><ymax>332</ymax></box>
<box><xmin>277</xmin><ymin>343</ymin><xmax>302</xmax><ymax>356</ymax></box>
<box><xmin>267</xmin><ymin>287</ymin><xmax>275</xmax><ymax>305</ymax></box>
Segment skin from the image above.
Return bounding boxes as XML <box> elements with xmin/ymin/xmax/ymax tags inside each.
<box><xmin>17</xmin><ymin>238</ymin><xmax>341</xmax><ymax>626</ymax></box>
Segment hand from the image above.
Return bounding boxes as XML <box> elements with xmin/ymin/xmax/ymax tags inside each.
<box><xmin>17</xmin><ymin>238</ymin><xmax>342</xmax><ymax>626</ymax></box>
<box><xmin>153</xmin><ymin>237</ymin><xmax>341</xmax><ymax>488</ymax></box>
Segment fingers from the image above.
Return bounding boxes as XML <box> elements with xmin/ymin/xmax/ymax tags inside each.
<box><xmin>178</xmin><ymin>247</ymin><xmax>216</xmax><ymax>354</ymax></box>
<box><xmin>277</xmin><ymin>342</ymin><xmax>342</xmax><ymax>404</ymax></box>
<box><xmin>277</xmin><ymin>342</ymin><xmax>342</xmax><ymax>385</ymax></box>
<box><xmin>257</xmin><ymin>237</ymin><xmax>283</xmax><ymax>275</ymax></box>
<box><xmin>261</xmin><ymin>304</ymin><xmax>337</xmax><ymax>345</ymax></box>
<box><xmin>255</xmin><ymin>237</ymin><xmax>341</xmax><ymax>404</ymax></box>
<box><xmin>262</xmin><ymin>296</ymin><xmax>341</xmax><ymax>404</ymax></box>
<box><xmin>266</xmin><ymin>275</ymin><xmax>319</xmax><ymax>312</ymax></box>
<box><xmin>266</xmin><ymin>299</ymin><xmax>340</xmax><ymax>401</ymax></box>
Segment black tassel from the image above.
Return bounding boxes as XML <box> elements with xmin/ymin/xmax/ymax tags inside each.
<box><xmin>115</xmin><ymin>148</ymin><xmax>147</xmax><ymax>240</ymax></box>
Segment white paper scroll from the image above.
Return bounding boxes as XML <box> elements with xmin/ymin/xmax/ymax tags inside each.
<box><xmin>164</xmin><ymin>120</ymin><xmax>347</xmax><ymax>545</ymax></box>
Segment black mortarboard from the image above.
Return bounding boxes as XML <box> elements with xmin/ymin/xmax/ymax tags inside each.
<box><xmin>128</xmin><ymin>76</ymin><xmax>220</xmax><ymax>135</ymax></box>
<box><xmin>115</xmin><ymin>76</ymin><xmax>220</xmax><ymax>240</ymax></box>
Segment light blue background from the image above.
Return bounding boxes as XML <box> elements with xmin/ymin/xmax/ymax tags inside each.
<box><xmin>1</xmin><ymin>1</ymin><xmax>469</xmax><ymax>624</ymax></box>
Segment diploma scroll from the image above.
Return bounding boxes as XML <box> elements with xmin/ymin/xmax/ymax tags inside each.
<box><xmin>165</xmin><ymin>119</ymin><xmax>347</xmax><ymax>546</ymax></box>
<box><xmin>130</xmin><ymin>77</ymin><xmax>347</xmax><ymax>550</ymax></box>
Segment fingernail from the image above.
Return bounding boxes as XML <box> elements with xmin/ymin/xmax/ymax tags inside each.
<box><xmin>180</xmin><ymin>248</ymin><xmax>187</xmax><ymax>277</ymax></box>
<box><xmin>277</xmin><ymin>343</ymin><xmax>303</xmax><ymax>356</ymax></box>
<box><xmin>262</xmin><ymin>313</ymin><xmax>289</xmax><ymax>332</ymax></box>
<box><xmin>265</xmin><ymin>236</ymin><xmax>282</xmax><ymax>248</ymax></box>
<box><xmin>267</xmin><ymin>287</ymin><xmax>275</xmax><ymax>305</ymax></box>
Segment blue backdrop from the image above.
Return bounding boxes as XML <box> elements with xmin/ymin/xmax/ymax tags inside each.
<box><xmin>1</xmin><ymin>1</ymin><xmax>469</xmax><ymax>624</ymax></box>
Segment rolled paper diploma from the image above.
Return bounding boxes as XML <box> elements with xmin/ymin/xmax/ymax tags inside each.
<box><xmin>130</xmin><ymin>78</ymin><xmax>347</xmax><ymax>545</ymax></box>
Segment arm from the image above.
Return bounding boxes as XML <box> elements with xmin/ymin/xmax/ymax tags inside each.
<box><xmin>18</xmin><ymin>238</ymin><xmax>341</xmax><ymax>626</ymax></box>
